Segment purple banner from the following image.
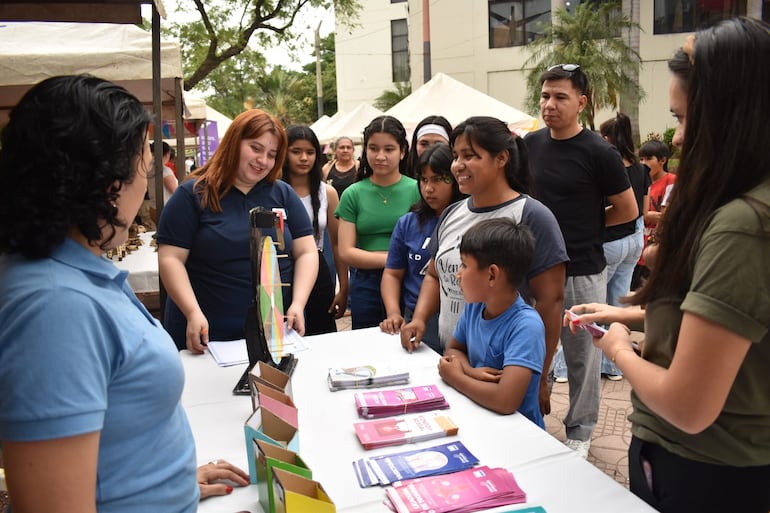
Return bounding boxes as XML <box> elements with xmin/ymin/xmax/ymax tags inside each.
<box><xmin>198</xmin><ymin>120</ymin><xmax>219</xmax><ymax>166</ymax></box>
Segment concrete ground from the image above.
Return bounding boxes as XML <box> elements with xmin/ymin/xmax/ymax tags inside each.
<box><xmin>335</xmin><ymin>314</ymin><xmax>634</xmax><ymax>489</ymax></box>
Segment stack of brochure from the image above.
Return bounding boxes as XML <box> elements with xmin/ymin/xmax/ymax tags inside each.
<box><xmin>353</xmin><ymin>413</ymin><xmax>459</xmax><ymax>450</ymax></box>
<box><xmin>355</xmin><ymin>384</ymin><xmax>450</xmax><ymax>419</ymax></box>
<box><xmin>353</xmin><ymin>441</ymin><xmax>479</xmax><ymax>487</ymax></box>
<box><xmin>384</xmin><ymin>465</ymin><xmax>527</xmax><ymax>513</ymax></box>
<box><xmin>327</xmin><ymin>364</ymin><xmax>409</xmax><ymax>391</ymax></box>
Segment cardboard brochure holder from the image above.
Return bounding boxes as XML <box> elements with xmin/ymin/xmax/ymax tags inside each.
<box><xmin>251</xmin><ymin>379</ymin><xmax>295</xmax><ymax>413</ymax></box>
<box><xmin>254</xmin><ymin>439</ymin><xmax>312</xmax><ymax>513</ymax></box>
<box><xmin>244</xmin><ymin>404</ymin><xmax>299</xmax><ymax>483</ymax></box>
<box><xmin>271</xmin><ymin>467</ymin><xmax>336</xmax><ymax>513</ymax></box>
<box><xmin>249</xmin><ymin>360</ymin><xmax>293</xmax><ymax>407</ymax></box>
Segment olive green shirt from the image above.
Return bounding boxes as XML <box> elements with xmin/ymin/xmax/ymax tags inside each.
<box><xmin>630</xmin><ymin>179</ymin><xmax>770</xmax><ymax>466</ymax></box>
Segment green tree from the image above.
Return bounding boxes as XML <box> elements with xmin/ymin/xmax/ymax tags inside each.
<box><xmin>523</xmin><ymin>1</ymin><xmax>643</xmax><ymax>131</ymax></box>
<box><xmin>166</xmin><ymin>0</ymin><xmax>360</xmax><ymax>91</ymax></box>
<box><xmin>192</xmin><ymin>47</ymin><xmax>266</xmax><ymax>119</ymax></box>
<box><xmin>373</xmin><ymin>82</ymin><xmax>411</xmax><ymax>111</ymax></box>
<box><xmin>254</xmin><ymin>66</ymin><xmax>309</xmax><ymax>126</ymax></box>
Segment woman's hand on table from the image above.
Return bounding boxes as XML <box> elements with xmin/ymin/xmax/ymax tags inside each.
<box><xmin>399</xmin><ymin>319</ymin><xmax>425</xmax><ymax>353</ymax></box>
<box><xmin>185</xmin><ymin>310</ymin><xmax>210</xmax><ymax>354</ymax></box>
<box><xmin>380</xmin><ymin>313</ymin><xmax>405</xmax><ymax>335</ymax></box>
<box><xmin>197</xmin><ymin>459</ymin><xmax>249</xmax><ymax>500</ymax></box>
<box><xmin>285</xmin><ymin>303</ymin><xmax>306</xmax><ymax>336</ymax></box>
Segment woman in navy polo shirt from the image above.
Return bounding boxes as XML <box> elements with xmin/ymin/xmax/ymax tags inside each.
<box><xmin>157</xmin><ymin>109</ymin><xmax>318</xmax><ymax>352</ymax></box>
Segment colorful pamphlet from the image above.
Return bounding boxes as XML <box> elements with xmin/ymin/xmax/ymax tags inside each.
<box><xmin>353</xmin><ymin>441</ymin><xmax>479</xmax><ymax>487</ymax></box>
<box><xmin>353</xmin><ymin>413</ymin><xmax>459</xmax><ymax>450</ymax></box>
<box><xmin>384</xmin><ymin>465</ymin><xmax>527</xmax><ymax>513</ymax></box>
<box><xmin>355</xmin><ymin>384</ymin><xmax>450</xmax><ymax>419</ymax></box>
<box><xmin>327</xmin><ymin>363</ymin><xmax>409</xmax><ymax>391</ymax></box>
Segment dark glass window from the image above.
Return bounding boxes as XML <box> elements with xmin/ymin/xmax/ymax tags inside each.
<box><xmin>391</xmin><ymin>19</ymin><xmax>410</xmax><ymax>82</ymax></box>
<box><xmin>489</xmin><ymin>0</ymin><xmax>551</xmax><ymax>47</ymax></box>
<box><xmin>653</xmin><ymin>0</ymin><xmax>746</xmax><ymax>34</ymax></box>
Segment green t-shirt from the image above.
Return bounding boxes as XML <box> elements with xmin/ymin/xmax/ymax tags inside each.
<box><xmin>334</xmin><ymin>175</ymin><xmax>420</xmax><ymax>252</ymax></box>
<box><xmin>630</xmin><ymin>179</ymin><xmax>770</xmax><ymax>466</ymax></box>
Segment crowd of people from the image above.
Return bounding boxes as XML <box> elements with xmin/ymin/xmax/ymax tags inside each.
<box><xmin>0</xmin><ymin>16</ymin><xmax>767</xmax><ymax>513</ymax></box>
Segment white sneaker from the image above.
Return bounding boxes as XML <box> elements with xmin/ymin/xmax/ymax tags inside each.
<box><xmin>606</xmin><ymin>374</ymin><xmax>623</xmax><ymax>381</ymax></box>
<box><xmin>564</xmin><ymin>438</ymin><xmax>591</xmax><ymax>459</ymax></box>
<box><xmin>554</xmin><ymin>376</ymin><xmax>568</xmax><ymax>383</ymax></box>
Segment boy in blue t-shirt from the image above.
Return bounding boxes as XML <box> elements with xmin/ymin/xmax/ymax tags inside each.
<box><xmin>437</xmin><ymin>218</ymin><xmax>546</xmax><ymax>428</ymax></box>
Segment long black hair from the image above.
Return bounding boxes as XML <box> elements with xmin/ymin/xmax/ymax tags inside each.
<box><xmin>449</xmin><ymin>116</ymin><xmax>531</xmax><ymax>195</ymax></box>
<box><xmin>282</xmin><ymin>125</ymin><xmax>324</xmax><ymax>242</ymax></box>
<box><xmin>600</xmin><ymin>112</ymin><xmax>637</xmax><ymax>164</ymax></box>
<box><xmin>632</xmin><ymin>17</ymin><xmax>770</xmax><ymax>305</ymax></box>
<box><xmin>411</xmin><ymin>143</ymin><xmax>464</xmax><ymax>227</ymax></box>
<box><xmin>357</xmin><ymin>115</ymin><xmax>410</xmax><ymax>180</ymax></box>
<box><xmin>0</xmin><ymin>75</ymin><xmax>152</xmax><ymax>258</ymax></box>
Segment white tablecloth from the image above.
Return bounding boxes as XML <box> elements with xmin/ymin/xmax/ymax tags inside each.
<box><xmin>184</xmin><ymin>327</ymin><xmax>656</xmax><ymax>513</ymax></box>
<box><xmin>111</xmin><ymin>231</ymin><xmax>159</xmax><ymax>293</ymax></box>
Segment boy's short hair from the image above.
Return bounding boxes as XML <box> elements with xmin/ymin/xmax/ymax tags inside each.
<box><xmin>459</xmin><ymin>218</ymin><xmax>535</xmax><ymax>288</ymax></box>
<box><xmin>638</xmin><ymin>140</ymin><xmax>669</xmax><ymax>160</ymax></box>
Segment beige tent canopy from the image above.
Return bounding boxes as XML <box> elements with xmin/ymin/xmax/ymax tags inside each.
<box><xmin>0</xmin><ymin>21</ymin><xmax>183</xmax><ymax>125</ymax></box>
<box><xmin>385</xmin><ymin>72</ymin><xmax>537</xmax><ymax>133</ymax></box>
<box><xmin>315</xmin><ymin>103</ymin><xmax>384</xmax><ymax>144</ymax></box>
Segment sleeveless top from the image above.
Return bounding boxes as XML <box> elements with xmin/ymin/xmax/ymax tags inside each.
<box><xmin>326</xmin><ymin>162</ymin><xmax>357</xmax><ymax>198</ymax></box>
<box><xmin>300</xmin><ymin>183</ymin><xmax>328</xmax><ymax>250</ymax></box>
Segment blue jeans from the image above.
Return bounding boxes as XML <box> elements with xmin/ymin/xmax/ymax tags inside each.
<box><xmin>349</xmin><ymin>268</ymin><xmax>385</xmax><ymax>330</ymax></box>
<box><xmin>600</xmin><ymin>219</ymin><xmax>644</xmax><ymax>375</ymax></box>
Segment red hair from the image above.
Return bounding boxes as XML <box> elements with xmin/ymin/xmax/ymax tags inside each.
<box><xmin>187</xmin><ymin>109</ymin><xmax>287</xmax><ymax>212</ymax></box>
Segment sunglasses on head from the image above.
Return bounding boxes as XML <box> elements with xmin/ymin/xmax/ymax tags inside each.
<box><xmin>547</xmin><ymin>63</ymin><xmax>581</xmax><ymax>72</ymax></box>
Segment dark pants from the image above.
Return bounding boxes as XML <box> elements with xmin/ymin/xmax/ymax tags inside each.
<box><xmin>629</xmin><ymin>436</ymin><xmax>770</xmax><ymax>513</ymax></box>
<box><xmin>304</xmin><ymin>250</ymin><xmax>337</xmax><ymax>336</ymax></box>
<box><xmin>349</xmin><ymin>267</ymin><xmax>385</xmax><ymax>330</ymax></box>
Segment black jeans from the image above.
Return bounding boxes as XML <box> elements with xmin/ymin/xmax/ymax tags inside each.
<box><xmin>629</xmin><ymin>435</ymin><xmax>770</xmax><ymax>513</ymax></box>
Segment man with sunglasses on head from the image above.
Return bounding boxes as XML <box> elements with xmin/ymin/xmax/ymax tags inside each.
<box><xmin>524</xmin><ymin>64</ymin><xmax>638</xmax><ymax>459</ymax></box>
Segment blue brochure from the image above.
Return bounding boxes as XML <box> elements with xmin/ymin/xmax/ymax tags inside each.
<box><xmin>353</xmin><ymin>440</ymin><xmax>479</xmax><ymax>487</ymax></box>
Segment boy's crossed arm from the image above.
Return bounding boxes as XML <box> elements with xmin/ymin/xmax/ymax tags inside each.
<box><xmin>438</xmin><ymin>339</ymin><xmax>535</xmax><ymax>415</ymax></box>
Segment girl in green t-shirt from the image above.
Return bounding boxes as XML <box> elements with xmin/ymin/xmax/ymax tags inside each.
<box><xmin>335</xmin><ymin>116</ymin><xmax>420</xmax><ymax>329</ymax></box>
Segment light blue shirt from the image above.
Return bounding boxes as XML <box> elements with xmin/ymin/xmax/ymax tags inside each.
<box><xmin>453</xmin><ymin>297</ymin><xmax>546</xmax><ymax>428</ymax></box>
<box><xmin>0</xmin><ymin>238</ymin><xmax>198</xmax><ymax>512</ymax></box>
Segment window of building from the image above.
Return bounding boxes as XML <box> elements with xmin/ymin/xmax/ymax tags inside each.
<box><xmin>489</xmin><ymin>0</ymin><xmax>551</xmax><ymax>47</ymax></box>
<box><xmin>391</xmin><ymin>19</ymin><xmax>410</xmax><ymax>82</ymax></box>
<box><xmin>653</xmin><ymin>0</ymin><xmax>746</xmax><ymax>34</ymax></box>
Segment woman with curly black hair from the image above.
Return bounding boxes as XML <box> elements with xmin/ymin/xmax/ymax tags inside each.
<box><xmin>0</xmin><ymin>75</ymin><xmax>247</xmax><ymax>513</ymax></box>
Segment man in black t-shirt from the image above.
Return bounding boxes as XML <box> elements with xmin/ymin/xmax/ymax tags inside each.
<box><xmin>525</xmin><ymin>64</ymin><xmax>638</xmax><ymax>458</ymax></box>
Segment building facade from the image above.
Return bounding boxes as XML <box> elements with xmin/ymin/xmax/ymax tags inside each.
<box><xmin>335</xmin><ymin>0</ymin><xmax>766</xmax><ymax>137</ymax></box>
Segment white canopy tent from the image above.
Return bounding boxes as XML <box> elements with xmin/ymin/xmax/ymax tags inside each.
<box><xmin>316</xmin><ymin>103</ymin><xmax>384</xmax><ymax>144</ymax></box>
<box><xmin>309</xmin><ymin>114</ymin><xmax>331</xmax><ymax>134</ymax></box>
<box><xmin>385</xmin><ymin>73</ymin><xmax>537</xmax><ymax>133</ymax></box>
<box><xmin>0</xmin><ymin>21</ymin><xmax>183</xmax><ymax>125</ymax></box>
<box><xmin>183</xmin><ymin>95</ymin><xmax>233</xmax><ymax>136</ymax></box>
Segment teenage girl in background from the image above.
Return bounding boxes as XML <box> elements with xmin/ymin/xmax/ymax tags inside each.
<box><xmin>405</xmin><ymin>115</ymin><xmax>452</xmax><ymax>178</ymax></box>
<box><xmin>380</xmin><ymin>143</ymin><xmax>464</xmax><ymax>353</ymax></box>
<box><xmin>335</xmin><ymin>116</ymin><xmax>421</xmax><ymax>329</ymax></box>
<box><xmin>282</xmin><ymin>125</ymin><xmax>348</xmax><ymax>335</ymax></box>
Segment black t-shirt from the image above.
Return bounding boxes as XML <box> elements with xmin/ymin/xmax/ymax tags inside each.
<box><xmin>525</xmin><ymin>128</ymin><xmax>630</xmax><ymax>276</ymax></box>
<box><xmin>605</xmin><ymin>161</ymin><xmax>651</xmax><ymax>241</ymax></box>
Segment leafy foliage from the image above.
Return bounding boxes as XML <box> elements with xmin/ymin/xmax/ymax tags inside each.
<box><xmin>522</xmin><ymin>1</ymin><xmax>644</xmax><ymax>130</ymax></box>
<box><xmin>373</xmin><ymin>82</ymin><xmax>412</xmax><ymax>111</ymax></box>
<box><xmin>165</xmin><ymin>0</ymin><xmax>360</xmax><ymax>91</ymax></box>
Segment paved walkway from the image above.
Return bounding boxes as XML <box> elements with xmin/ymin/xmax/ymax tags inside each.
<box><xmin>335</xmin><ymin>314</ymin><xmax>634</xmax><ymax>488</ymax></box>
